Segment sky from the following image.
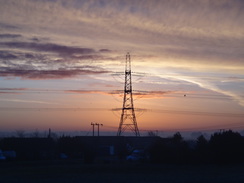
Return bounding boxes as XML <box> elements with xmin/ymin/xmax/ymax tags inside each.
<box><xmin>0</xmin><ymin>0</ymin><xmax>243</xmax><ymax>137</ymax></box>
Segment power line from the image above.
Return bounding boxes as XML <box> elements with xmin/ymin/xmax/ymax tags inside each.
<box><xmin>147</xmin><ymin>109</ymin><xmax>244</xmax><ymax>118</ymax></box>
<box><xmin>0</xmin><ymin>89</ymin><xmax>240</xmax><ymax>101</ymax></box>
<box><xmin>0</xmin><ymin>107</ymin><xmax>243</xmax><ymax>118</ymax></box>
<box><xmin>0</xmin><ymin>107</ymin><xmax>109</xmax><ymax>112</ymax></box>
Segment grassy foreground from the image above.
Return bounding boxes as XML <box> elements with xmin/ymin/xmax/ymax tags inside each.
<box><xmin>0</xmin><ymin>160</ymin><xmax>244</xmax><ymax>183</ymax></box>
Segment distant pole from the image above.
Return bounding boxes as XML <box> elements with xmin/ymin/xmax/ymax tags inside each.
<box><xmin>95</xmin><ymin>123</ymin><xmax>103</xmax><ymax>136</ymax></box>
<box><xmin>91</xmin><ymin>122</ymin><xmax>95</xmax><ymax>136</ymax></box>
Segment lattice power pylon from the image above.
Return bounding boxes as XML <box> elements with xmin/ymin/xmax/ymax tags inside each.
<box><xmin>117</xmin><ymin>53</ymin><xmax>140</xmax><ymax>136</ymax></box>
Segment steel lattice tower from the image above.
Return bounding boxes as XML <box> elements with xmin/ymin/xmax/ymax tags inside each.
<box><xmin>117</xmin><ymin>53</ymin><xmax>140</xmax><ymax>136</ymax></box>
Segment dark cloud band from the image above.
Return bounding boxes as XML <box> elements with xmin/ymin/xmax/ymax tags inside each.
<box><xmin>0</xmin><ymin>34</ymin><xmax>22</xmax><ymax>39</ymax></box>
<box><xmin>0</xmin><ymin>41</ymin><xmax>95</xmax><ymax>56</ymax></box>
<box><xmin>0</xmin><ymin>68</ymin><xmax>108</xmax><ymax>79</ymax></box>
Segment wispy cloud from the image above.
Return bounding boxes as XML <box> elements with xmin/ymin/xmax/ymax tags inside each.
<box><xmin>0</xmin><ymin>88</ymin><xmax>27</xmax><ymax>94</ymax></box>
<box><xmin>0</xmin><ymin>41</ymin><xmax>95</xmax><ymax>56</ymax></box>
<box><xmin>0</xmin><ymin>0</ymin><xmax>244</xmax><ymax>132</ymax></box>
<box><xmin>0</xmin><ymin>98</ymin><xmax>57</xmax><ymax>105</ymax></box>
<box><xmin>133</xmin><ymin>90</ymin><xmax>174</xmax><ymax>99</ymax></box>
<box><xmin>0</xmin><ymin>39</ymin><xmax>112</xmax><ymax>79</ymax></box>
<box><xmin>0</xmin><ymin>1</ymin><xmax>243</xmax><ymax>104</ymax></box>
<box><xmin>163</xmin><ymin>74</ymin><xmax>244</xmax><ymax>107</ymax></box>
<box><xmin>0</xmin><ymin>88</ymin><xmax>27</xmax><ymax>91</ymax></box>
<box><xmin>0</xmin><ymin>34</ymin><xmax>22</xmax><ymax>39</ymax></box>
<box><xmin>0</xmin><ymin>0</ymin><xmax>243</xmax><ymax>71</ymax></box>
<box><xmin>0</xmin><ymin>68</ymin><xmax>109</xmax><ymax>79</ymax></box>
<box><xmin>62</xmin><ymin>89</ymin><xmax>176</xmax><ymax>100</ymax></box>
<box><xmin>0</xmin><ymin>22</ymin><xmax>19</xmax><ymax>30</ymax></box>
<box><xmin>108</xmin><ymin>90</ymin><xmax>175</xmax><ymax>99</ymax></box>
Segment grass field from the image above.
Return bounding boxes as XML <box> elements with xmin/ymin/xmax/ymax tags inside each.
<box><xmin>1</xmin><ymin>160</ymin><xmax>244</xmax><ymax>183</ymax></box>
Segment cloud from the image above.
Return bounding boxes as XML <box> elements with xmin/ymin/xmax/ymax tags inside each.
<box><xmin>0</xmin><ymin>39</ymin><xmax>114</xmax><ymax>79</ymax></box>
<box><xmin>0</xmin><ymin>68</ymin><xmax>108</xmax><ymax>79</ymax></box>
<box><xmin>0</xmin><ymin>51</ymin><xmax>18</xmax><ymax>60</ymax></box>
<box><xmin>0</xmin><ymin>98</ymin><xmax>56</xmax><ymax>105</ymax></box>
<box><xmin>161</xmin><ymin>37</ymin><xmax>244</xmax><ymax>63</ymax></box>
<box><xmin>64</xmin><ymin>89</ymin><xmax>175</xmax><ymax>99</ymax></box>
<box><xmin>65</xmin><ymin>90</ymin><xmax>110</xmax><ymax>95</ymax></box>
<box><xmin>133</xmin><ymin>90</ymin><xmax>174</xmax><ymax>99</ymax></box>
<box><xmin>0</xmin><ymin>0</ymin><xmax>243</xmax><ymax>102</ymax></box>
<box><xmin>0</xmin><ymin>0</ymin><xmax>243</xmax><ymax>68</ymax></box>
<box><xmin>0</xmin><ymin>34</ymin><xmax>22</xmax><ymax>39</ymax></box>
<box><xmin>109</xmin><ymin>89</ymin><xmax>175</xmax><ymax>99</ymax></box>
<box><xmin>0</xmin><ymin>41</ymin><xmax>95</xmax><ymax>56</ymax></box>
<box><xmin>163</xmin><ymin>74</ymin><xmax>244</xmax><ymax>107</ymax></box>
<box><xmin>88</xmin><ymin>82</ymin><xmax>117</xmax><ymax>88</ymax></box>
<box><xmin>0</xmin><ymin>92</ymin><xmax>21</xmax><ymax>94</ymax></box>
<box><xmin>0</xmin><ymin>88</ymin><xmax>27</xmax><ymax>94</ymax></box>
<box><xmin>0</xmin><ymin>88</ymin><xmax>27</xmax><ymax>91</ymax></box>
<box><xmin>99</xmin><ymin>49</ymin><xmax>112</xmax><ymax>52</ymax></box>
<box><xmin>0</xmin><ymin>22</ymin><xmax>19</xmax><ymax>30</ymax></box>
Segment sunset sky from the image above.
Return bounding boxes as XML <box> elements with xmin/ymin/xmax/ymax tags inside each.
<box><xmin>0</xmin><ymin>0</ymin><xmax>243</xmax><ymax>136</ymax></box>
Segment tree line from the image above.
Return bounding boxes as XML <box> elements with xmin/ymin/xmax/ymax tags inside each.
<box><xmin>0</xmin><ymin>130</ymin><xmax>244</xmax><ymax>164</ymax></box>
<box><xmin>150</xmin><ymin>130</ymin><xmax>244</xmax><ymax>164</ymax></box>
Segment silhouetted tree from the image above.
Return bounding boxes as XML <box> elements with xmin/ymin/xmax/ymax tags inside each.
<box><xmin>171</xmin><ymin>132</ymin><xmax>191</xmax><ymax>164</ymax></box>
<box><xmin>195</xmin><ymin>135</ymin><xmax>209</xmax><ymax>163</ymax></box>
<box><xmin>172</xmin><ymin>132</ymin><xmax>183</xmax><ymax>144</ymax></box>
<box><xmin>147</xmin><ymin>131</ymin><xmax>158</xmax><ymax>137</ymax></box>
<box><xmin>196</xmin><ymin>135</ymin><xmax>208</xmax><ymax>150</ymax></box>
<box><xmin>149</xmin><ymin>138</ymin><xmax>168</xmax><ymax>163</ymax></box>
<box><xmin>209</xmin><ymin>130</ymin><xmax>244</xmax><ymax>164</ymax></box>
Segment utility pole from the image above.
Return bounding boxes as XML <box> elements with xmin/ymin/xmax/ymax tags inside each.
<box><xmin>91</xmin><ymin>122</ymin><xmax>95</xmax><ymax>136</ymax></box>
<box><xmin>117</xmin><ymin>53</ymin><xmax>140</xmax><ymax>136</ymax></box>
<box><xmin>95</xmin><ymin>123</ymin><xmax>103</xmax><ymax>136</ymax></box>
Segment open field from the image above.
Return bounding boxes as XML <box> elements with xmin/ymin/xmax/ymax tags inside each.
<box><xmin>1</xmin><ymin>160</ymin><xmax>244</xmax><ymax>183</ymax></box>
